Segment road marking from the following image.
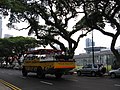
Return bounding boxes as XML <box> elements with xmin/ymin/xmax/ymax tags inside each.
<box><xmin>20</xmin><ymin>76</ymin><xmax>27</xmax><ymax>79</ymax></box>
<box><xmin>114</xmin><ymin>84</ymin><xmax>120</xmax><ymax>87</ymax></box>
<box><xmin>40</xmin><ymin>81</ymin><xmax>53</xmax><ymax>85</ymax></box>
<box><xmin>66</xmin><ymin>79</ymin><xmax>78</xmax><ymax>82</ymax></box>
<box><xmin>0</xmin><ymin>79</ymin><xmax>21</xmax><ymax>90</ymax></box>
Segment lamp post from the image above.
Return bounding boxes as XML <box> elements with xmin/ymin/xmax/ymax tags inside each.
<box><xmin>92</xmin><ymin>30</ymin><xmax>94</xmax><ymax>64</ymax></box>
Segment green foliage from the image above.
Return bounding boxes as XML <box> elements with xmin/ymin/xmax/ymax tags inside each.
<box><xmin>1</xmin><ymin>0</ymin><xmax>119</xmax><ymax>61</ymax></box>
<box><xmin>0</xmin><ymin>36</ymin><xmax>39</xmax><ymax>57</ymax></box>
<box><xmin>0</xmin><ymin>0</ymin><xmax>86</xmax><ymax>58</ymax></box>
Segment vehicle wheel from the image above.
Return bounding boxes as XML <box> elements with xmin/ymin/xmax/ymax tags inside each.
<box><xmin>91</xmin><ymin>72</ymin><xmax>96</xmax><ymax>77</ymax></box>
<box><xmin>110</xmin><ymin>73</ymin><xmax>116</xmax><ymax>78</ymax></box>
<box><xmin>77</xmin><ymin>71</ymin><xmax>81</xmax><ymax>76</ymax></box>
<box><xmin>55</xmin><ymin>73</ymin><xmax>63</xmax><ymax>78</ymax></box>
<box><xmin>22</xmin><ymin>67</ymin><xmax>28</xmax><ymax>77</ymax></box>
<box><xmin>37</xmin><ymin>67</ymin><xmax>45</xmax><ymax>78</ymax></box>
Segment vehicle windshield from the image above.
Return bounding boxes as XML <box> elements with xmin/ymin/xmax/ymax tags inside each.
<box><xmin>24</xmin><ymin>49</ymin><xmax>74</xmax><ymax>61</ymax></box>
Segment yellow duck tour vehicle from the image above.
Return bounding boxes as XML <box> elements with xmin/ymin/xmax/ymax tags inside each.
<box><xmin>22</xmin><ymin>49</ymin><xmax>75</xmax><ymax>78</ymax></box>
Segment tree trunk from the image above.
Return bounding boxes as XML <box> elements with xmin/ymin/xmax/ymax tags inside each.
<box><xmin>111</xmin><ymin>32</ymin><xmax>120</xmax><ymax>69</ymax></box>
<box><xmin>111</xmin><ymin>47</ymin><xmax>120</xmax><ymax>69</ymax></box>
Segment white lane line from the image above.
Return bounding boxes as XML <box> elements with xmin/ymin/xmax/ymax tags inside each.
<box><xmin>19</xmin><ymin>76</ymin><xmax>27</xmax><ymax>79</ymax></box>
<box><xmin>21</xmin><ymin>76</ymin><xmax>27</xmax><ymax>79</ymax></box>
<box><xmin>40</xmin><ymin>81</ymin><xmax>53</xmax><ymax>85</ymax></box>
<box><xmin>114</xmin><ymin>84</ymin><xmax>120</xmax><ymax>87</ymax></box>
<box><xmin>66</xmin><ymin>79</ymin><xmax>78</xmax><ymax>82</ymax></box>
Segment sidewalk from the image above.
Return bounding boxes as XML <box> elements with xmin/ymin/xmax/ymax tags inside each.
<box><xmin>0</xmin><ymin>82</ymin><xmax>11</xmax><ymax>90</ymax></box>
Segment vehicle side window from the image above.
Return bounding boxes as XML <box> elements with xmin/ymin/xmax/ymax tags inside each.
<box><xmin>24</xmin><ymin>57</ymin><xmax>29</xmax><ymax>61</ymax></box>
<box><xmin>83</xmin><ymin>65</ymin><xmax>87</xmax><ymax>68</ymax></box>
<box><xmin>94</xmin><ymin>64</ymin><xmax>97</xmax><ymax>68</ymax></box>
<box><xmin>86</xmin><ymin>64</ymin><xmax>92</xmax><ymax>68</ymax></box>
<box><xmin>24</xmin><ymin>56</ymin><xmax>33</xmax><ymax>60</ymax></box>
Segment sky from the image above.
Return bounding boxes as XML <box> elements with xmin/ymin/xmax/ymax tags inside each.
<box><xmin>1</xmin><ymin>16</ymin><xmax>120</xmax><ymax>55</ymax></box>
<box><xmin>2</xmin><ymin>16</ymin><xmax>29</xmax><ymax>37</ymax></box>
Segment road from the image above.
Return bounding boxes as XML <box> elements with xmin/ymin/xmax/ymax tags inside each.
<box><xmin>0</xmin><ymin>68</ymin><xmax>120</xmax><ymax>90</ymax></box>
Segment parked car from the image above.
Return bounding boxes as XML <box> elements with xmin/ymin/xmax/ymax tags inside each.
<box><xmin>77</xmin><ymin>64</ymin><xmax>106</xmax><ymax>77</ymax></box>
<box><xmin>108</xmin><ymin>68</ymin><xmax>120</xmax><ymax>78</ymax></box>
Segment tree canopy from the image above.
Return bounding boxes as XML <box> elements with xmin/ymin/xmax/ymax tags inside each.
<box><xmin>0</xmin><ymin>0</ymin><xmax>120</xmax><ymax>68</ymax></box>
<box><xmin>75</xmin><ymin>0</ymin><xmax>120</xmax><ymax>68</ymax></box>
<box><xmin>0</xmin><ymin>36</ymin><xmax>39</xmax><ymax>57</ymax></box>
<box><xmin>0</xmin><ymin>0</ymin><xmax>88</xmax><ymax>58</ymax></box>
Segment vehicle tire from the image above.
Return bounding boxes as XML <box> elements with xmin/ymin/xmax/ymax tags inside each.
<box><xmin>55</xmin><ymin>73</ymin><xmax>63</xmax><ymax>78</ymax></box>
<box><xmin>37</xmin><ymin>67</ymin><xmax>45</xmax><ymax>78</ymax></box>
<box><xmin>77</xmin><ymin>71</ymin><xmax>81</xmax><ymax>76</ymax></box>
<box><xmin>22</xmin><ymin>67</ymin><xmax>28</xmax><ymax>77</ymax></box>
<box><xmin>110</xmin><ymin>73</ymin><xmax>116</xmax><ymax>78</ymax></box>
<box><xmin>91</xmin><ymin>71</ymin><xmax>96</xmax><ymax>77</ymax></box>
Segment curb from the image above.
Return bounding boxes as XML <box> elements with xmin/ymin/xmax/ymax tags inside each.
<box><xmin>0</xmin><ymin>79</ymin><xmax>21</xmax><ymax>90</ymax></box>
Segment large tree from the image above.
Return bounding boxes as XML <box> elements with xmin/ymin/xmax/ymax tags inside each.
<box><xmin>75</xmin><ymin>0</ymin><xmax>120</xmax><ymax>68</ymax></box>
<box><xmin>0</xmin><ymin>0</ymin><xmax>88</xmax><ymax>58</ymax></box>
<box><xmin>0</xmin><ymin>36</ymin><xmax>39</xmax><ymax>65</ymax></box>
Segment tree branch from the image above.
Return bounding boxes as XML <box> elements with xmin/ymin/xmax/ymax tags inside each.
<box><xmin>93</xmin><ymin>25</ymin><xmax>114</xmax><ymax>37</ymax></box>
<box><xmin>111</xmin><ymin>5</ymin><xmax>120</xmax><ymax>19</ymax></box>
<box><xmin>13</xmin><ymin>25</ymin><xmax>30</xmax><ymax>31</ymax></box>
<box><xmin>104</xmin><ymin>13</ymin><xmax>119</xmax><ymax>28</ymax></box>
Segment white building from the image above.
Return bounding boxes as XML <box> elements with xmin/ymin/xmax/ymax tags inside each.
<box><xmin>74</xmin><ymin>47</ymin><xmax>120</xmax><ymax>66</ymax></box>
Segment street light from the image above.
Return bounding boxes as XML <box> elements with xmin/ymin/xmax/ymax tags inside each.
<box><xmin>92</xmin><ymin>30</ymin><xmax>94</xmax><ymax>64</ymax></box>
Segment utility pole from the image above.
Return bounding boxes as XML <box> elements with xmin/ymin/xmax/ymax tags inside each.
<box><xmin>92</xmin><ymin>30</ymin><xmax>94</xmax><ymax>64</ymax></box>
<box><xmin>0</xmin><ymin>16</ymin><xmax>2</xmax><ymax>38</ymax></box>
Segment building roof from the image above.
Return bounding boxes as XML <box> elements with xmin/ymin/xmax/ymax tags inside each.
<box><xmin>74</xmin><ymin>47</ymin><xmax>116</xmax><ymax>59</ymax></box>
<box><xmin>84</xmin><ymin>46</ymin><xmax>106</xmax><ymax>53</ymax></box>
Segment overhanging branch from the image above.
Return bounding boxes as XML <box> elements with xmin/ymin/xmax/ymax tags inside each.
<box><xmin>13</xmin><ymin>25</ymin><xmax>30</xmax><ymax>31</ymax></box>
<box><xmin>93</xmin><ymin>25</ymin><xmax>114</xmax><ymax>37</ymax></box>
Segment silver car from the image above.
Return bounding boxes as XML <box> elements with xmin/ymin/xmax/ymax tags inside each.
<box><xmin>109</xmin><ymin>68</ymin><xmax>120</xmax><ymax>78</ymax></box>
